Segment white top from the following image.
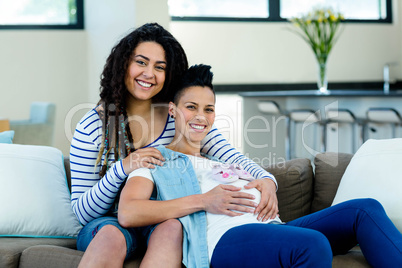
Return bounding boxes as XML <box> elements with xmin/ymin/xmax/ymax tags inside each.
<box><xmin>128</xmin><ymin>154</ymin><xmax>282</xmax><ymax>260</ymax></box>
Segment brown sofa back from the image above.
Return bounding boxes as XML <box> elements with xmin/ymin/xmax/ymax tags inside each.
<box><xmin>265</xmin><ymin>158</ymin><xmax>314</xmax><ymax>222</ymax></box>
<box><xmin>312</xmin><ymin>152</ymin><xmax>353</xmax><ymax>213</ymax></box>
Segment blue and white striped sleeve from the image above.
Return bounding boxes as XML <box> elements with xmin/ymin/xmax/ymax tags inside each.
<box><xmin>69</xmin><ymin>110</ymin><xmax>127</xmax><ymax>225</ymax></box>
<box><xmin>201</xmin><ymin>125</ymin><xmax>277</xmax><ymax>188</ymax></box>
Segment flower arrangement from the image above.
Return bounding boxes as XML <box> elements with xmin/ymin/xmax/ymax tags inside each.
<box><xmin>290</xmin><ymin>8</ymin><xmax>344</xmax><ymax>93</ymax></box>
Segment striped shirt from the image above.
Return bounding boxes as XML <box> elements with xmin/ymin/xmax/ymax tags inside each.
<box><xmin>70</xmin><ymin>108</ymin><xmax>276</xmax><ymax>225</ymax></box>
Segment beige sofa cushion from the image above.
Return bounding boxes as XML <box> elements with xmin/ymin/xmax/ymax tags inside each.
<box><xmin>19</xmin><ymin>245</ymin><xmax>83</xmax><ymax>268</ymax></box>
<box><xmin>266</xmin><ymin>158</ymin><xmax>313</xmax><ymax>222</ymax></box>
<box><xmin>332</xmin><ymin>246</ymin><xmax>370</xmax><ymax>268</ymax></box>
<box><xmin>19</xmin><ymin>245</ymin><xmax>144</xmax><ymax>268</ymax></box>
<box><xmin>0</xmin><ymin>237</ymin><xmax>76</xmax><ymax>268</ymax></box>
<box><xmin>311</xmin><ymin>152</ymin><xmax>353</xmax><ymax>213</ymax></box>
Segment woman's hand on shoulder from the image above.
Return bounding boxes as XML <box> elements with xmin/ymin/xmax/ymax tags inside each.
<box><xmin>201</xmin><ymin>184</ymin><xmax>258</xmax><ymax>216</ymax></box>
<box><xmin>244</xmin><ymin>179</ymin><xmax>279</xmax><ymax>222</ymax></box>
<box><xmin>122</xmin><ymin>147</ymin><xmax>165</xmax><ymax>174</ymax></box>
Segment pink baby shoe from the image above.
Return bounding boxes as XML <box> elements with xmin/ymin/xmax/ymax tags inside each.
<box><xmin>231</xmin><ymin>164</ymin><xmax>254</xmax><ymax>181</ymax></box>
<box><xmin>211</xmin><ymin>163</ymin><xmax>239</xmax><ymax>183</ymax></box>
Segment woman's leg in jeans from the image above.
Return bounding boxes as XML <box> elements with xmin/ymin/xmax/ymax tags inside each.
<box><xmin>287</xmin><ymin>198</ymin><xmax>402</xmax><ymax>267</ymax></box>
<box><xmin>210</xmin><ymin>223</ymin><xmax>332</xmax><ymax>268</ymax></box>
<box><xmin>77</xmin><ymin>218</ymin><xmax>129</xmax><ymax>268</ymax></box>
<box><xmin>140</xmin><ymin>219</ymin><xmax>183</xmax><ymax>268</ymax></box>
<box><xmin>77</xmin><ymin>217</ymin><xmax>183</xmax><ymax>268</ymax></box>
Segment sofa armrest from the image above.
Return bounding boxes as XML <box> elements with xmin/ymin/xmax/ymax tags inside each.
<box><xmin>265</xmin><ymin>158</ymin><xmax>314</xmax><ymax>222</ymax></box>
<box><xmin>311</xmin><ymin>152</ymin><xmax>353</xmax><ymax>213</ymax></box>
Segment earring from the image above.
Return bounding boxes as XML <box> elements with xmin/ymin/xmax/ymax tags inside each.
<box><xmin>170</xmin><ymin>115</ymin><xmax>175</xmax><ymax>119</ymax></box>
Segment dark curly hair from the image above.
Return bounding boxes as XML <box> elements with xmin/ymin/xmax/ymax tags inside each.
<box><xmin>96</xmin><ymin>23</ymin><xmax>188</xmax><ymax>176</ymax></box>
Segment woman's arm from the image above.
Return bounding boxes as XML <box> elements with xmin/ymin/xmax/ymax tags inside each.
<box><xmin>201</xmin><ymin>125</ymin><xmax>279</xmax><ymax>221</ymax></box>
<box><xmin>118</xmin><ymin>176</ymin><xmax>258</xmax><ymax>228</ymax></box>
<box><xmin>70</xmin><ymin>110</ymin><xmax>165</xmax><ymax>226</ymax></box>
<box><xmin>70</xmin><ymin>110</ymin><xmax>127</xmax><ymax>225</ymax></box>
<box><xmin>118</xmin><ymin>177</ymin><xmax>202</xmax><ymax>227</ymax></box>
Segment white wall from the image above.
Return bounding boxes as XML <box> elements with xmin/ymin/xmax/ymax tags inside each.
<box><xmin>0</xmin><ymin>30</ymin><xmax>87</xmax><ymax>155</ymax></box>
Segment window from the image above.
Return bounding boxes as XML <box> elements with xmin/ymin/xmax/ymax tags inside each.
<box><xmin>0</xmin><ymin>0</ymin><xmax>84</xmax><ymax>29</ymax></box>
<box><xmin>168</xmin><ymin>0</ymin><xmax>268</xmax><ymax>19</ymax></box>
<box><xmin>281</xmin><ymin>0</ymin><xmax>390</xmax><ymax>21</ymax></box>
<box><xmin>169</xmin><ymin>0</ymin><xmax>392</xmax><ymax>23</ymax></box>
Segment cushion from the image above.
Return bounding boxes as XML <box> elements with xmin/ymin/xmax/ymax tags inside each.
<box><xmin>266</xmin><ymin>158</ymin><xmax>314</xmax><ymax>222</ymax></box>
<box><xmin>311</xmin><ymin>152</ymin><xmax>353</xmax><ymax>212</ymax></box>
<box><xmin>0</xmin><ymin>237</ymin><xmax>77</xmax><ymax>268</ymax></box>
<box><xmin>332</xmin><ymin>138</ymin><xmax>402</xmax><ymax>232</ymax></box>
<box><xmin>0</xmin><ymin>144</ymin><xmax>82</xmax><ymax>238</ymax></box>
<box><xmin>332</xmin><ymin>246</ymin><xmax>370</xmax><ymax>268</ymax></box>
<box><xmin>0</xmin><ymin>130</ymin><xmax>14</xmax><ymax>144</ymax></box>
<box><xmin>19</xmin><ymin>245</ymin><xmax>83</xmax><ymax>268</ymax></box>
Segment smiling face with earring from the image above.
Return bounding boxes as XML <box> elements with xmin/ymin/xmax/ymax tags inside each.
<box><xmin>125</xmin><ymin>41</ymin><xmax>167</xmax><ymax>103</ymax></box>
<box><xmin>167</xmin><ymin>85</ymin><xmax>216</xmax><ymax>155</ymax></box>
<box><xmin>124</xmin><ymin>41</ymin><xmax>169</xmax><ymax>149</ymax></box>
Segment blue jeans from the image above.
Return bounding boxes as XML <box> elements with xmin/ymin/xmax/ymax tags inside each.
<box><xmin>76</xmin><ymin>216</ymin><xmax>154</xmax><ymax>260</ymax></box>
<box><xmin>211</xmin><ymin>198</ymin><xmax>402</xmax><ymax>267</ymax></box>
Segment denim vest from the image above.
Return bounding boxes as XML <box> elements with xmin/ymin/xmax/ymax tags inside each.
<box><xmin>151</xmin><ymin>145</ymin><xmax>220</xmax><ymax>268</ymax></box>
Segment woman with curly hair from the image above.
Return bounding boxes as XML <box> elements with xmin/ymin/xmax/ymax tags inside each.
<box><xmin>70</xmin><ymin>23</ymin><xmax>278</xmax><ymax>267</ymax></box>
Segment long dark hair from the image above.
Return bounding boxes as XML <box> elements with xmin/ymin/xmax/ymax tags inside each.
<box><xmin>96</xmin><ymin>23</ymin><xmax>188</xmax><ymax>176</ymax></box>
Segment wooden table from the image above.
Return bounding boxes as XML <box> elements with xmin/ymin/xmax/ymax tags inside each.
<box><xmin>0</xmin><ymin>119</ymin><xmax>10</xmax><ymax>132</ymax></box>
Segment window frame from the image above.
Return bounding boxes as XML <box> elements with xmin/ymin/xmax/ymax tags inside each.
<box><xmin>171</xmin><ymin>0</ymin><xmax>393</xmax><ymax>23</ymax></box>
<box><xmin>0</xmin><ymin>0</ymin><xmax>84</xmax><ymax>30</ymax></box>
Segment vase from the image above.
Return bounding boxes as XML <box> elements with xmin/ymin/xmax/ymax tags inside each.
<box><xmin>316</xmin><ymin>56</ymin><xmax>329</xmax><ymax>94</ymax></box>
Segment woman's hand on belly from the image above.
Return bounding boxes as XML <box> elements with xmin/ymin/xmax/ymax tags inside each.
<box><xmin>244</xmin><ymin>179</ymin><xmax>279</xmax><ymax>222</ymax></box>
<box><xmin>201</xmin><ymin>184</ymin><xmax>258</xmax><ymax>217</ymax></box>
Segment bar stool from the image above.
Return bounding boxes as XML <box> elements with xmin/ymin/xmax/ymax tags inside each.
<box><xmin>325</xmin><ymin>109</ymin><xmax>364</xmax><ymax>153</ymax></box>
<box><xmin>257</xmin><ymin>101</ymin><xmax>290</xmax><ymax>160</ymax></box>
<box><xmin>288</xmin><ymin>109</ymin><xmax>325</xmax><ymax>160</ymax></box>
<box><xmin>366</xmin><ymin>108</ymin><xmax>402</xmax><ymax>140</ymax></box>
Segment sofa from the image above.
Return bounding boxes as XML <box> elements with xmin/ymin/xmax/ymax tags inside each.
<box><xmin>0</xmin><ymin>151</ymin><xmax>371</xmax><ymax>268</ymax></box>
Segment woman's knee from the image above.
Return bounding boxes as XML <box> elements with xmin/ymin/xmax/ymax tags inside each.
<box><xmin>295</xmin><ymin>230</ymin><xmax>332</xmax><ymax>266</ymax></box>
<box><xmin>77</xmin><ymin>217</ymin><xmax>128</xmax><ymax>251</ymax></box>
<box><xmin>78</xmin><ymin>223</ymin><xmax>125</xmax><ymax>252</ymax></box>
<box><xmin>346</xmin><ymin>198</ymin><xmax>382</xmax><ymax>209</ymax></box>
<box><xmin>96</xmin><ymin>225</ymin><xmax>126</xmax><ymax>248</ymax></box>
<box><xmin>153</xmin><ymin>219</ymin><xmax>183</xmax><ymax>243</ymax></box>
<box><xmin>346</xmin><ymin>198</ymin><xmax>385</xmax><ymax>215</ymax></box>
<box><xmin>98</xmin><ymin>224</ymin><xmax>124</xmax><ymax>237</ymax></box>
<box><xmin>360</xmin><ymin>198</ymin><xmax>383</xmax><ymax>209</ymax></box>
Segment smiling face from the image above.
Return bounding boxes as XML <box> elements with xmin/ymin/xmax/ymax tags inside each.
<box><xmin>170</xmin><ymin>86</ymin><xmax>215</xmax><ymax>146</ymax></box>
<box><xmin>125</xmin><ymin>41</ymin><xmax>167</xmax><ymax>102</ymax></box>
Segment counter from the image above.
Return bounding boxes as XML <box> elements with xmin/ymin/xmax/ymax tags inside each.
<box><xmin>239</xmin><ymin>89</ymin><xmax>402</xmax><ymax>97</ymax></box>
<box><xmin>238</xmin><ymin>89</ymin><xmax>402</xmax><ymax>163</ymax></box>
